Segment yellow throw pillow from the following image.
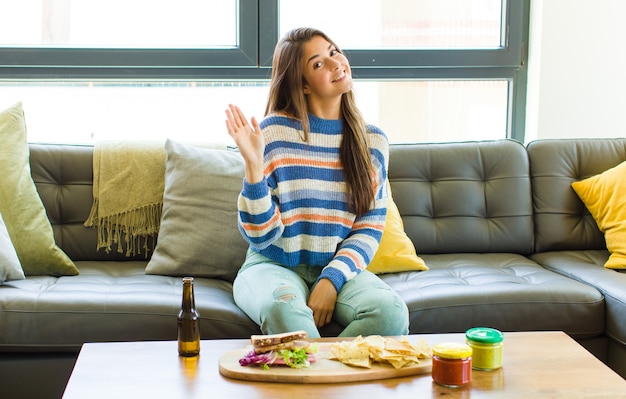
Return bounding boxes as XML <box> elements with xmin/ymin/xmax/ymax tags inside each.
<box><xmin>571</xmin><ymin>160</ymin><xmax>626</xmax><ymax>269</ymax></box>
<box><xmin>368</xmin><ymin>194</ymin><xmax>428</xmax><ymax>274</ymax></box>
<box><xmin>0</xmin><ymin>103</ymin><xmax>78</xmax><ymax>276</ymax></box>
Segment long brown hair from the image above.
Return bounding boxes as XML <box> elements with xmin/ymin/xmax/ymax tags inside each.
<box><xmin>265</xmin><ymin>27</ymin><xmax>375</xmax><ymax>216</ymax></box>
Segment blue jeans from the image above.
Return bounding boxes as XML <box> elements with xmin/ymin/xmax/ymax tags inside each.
<box><xmin>233</xmin><ymin>248</ymin><xmax>409</xmax><ymax>338</ymax></box>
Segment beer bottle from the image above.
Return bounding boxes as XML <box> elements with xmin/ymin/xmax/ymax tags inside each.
<box><xmin>178</xmin><ymin>277</ymin><xmax>200</xmax><ymax>356</ymax></box>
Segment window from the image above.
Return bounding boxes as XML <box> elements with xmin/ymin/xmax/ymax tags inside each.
<box><xmin>0</xmin><ymin>0</ymin><xmax>529</xmax><ymax>144</ymax></box>
<box><xmin>3</xmin><ymin>0</ymin><xmax>238</xmax><ymax>48</ymax></box>
<box><xmin>279</xmin><ymin>0</ymin><xmax>504</xmax><ymax>49</ymax></box>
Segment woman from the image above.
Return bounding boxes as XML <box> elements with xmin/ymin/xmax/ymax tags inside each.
<box><xmin>225</xmin><ymin>27</ymin><xmax>409</xmax><ymax>338</ymax></box>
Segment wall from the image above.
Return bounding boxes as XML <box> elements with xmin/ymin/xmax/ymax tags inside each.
<box><xmin>525</xmin><ymin>0</ymin><xmax>626</xmax><ymax>142</ymax></box>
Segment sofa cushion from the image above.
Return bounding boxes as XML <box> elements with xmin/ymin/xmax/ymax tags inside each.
<box><xmin>571</xmin><ymin>160</ymin><xmax>626</xmax><ymax>269</ymax></box>
<box><xmin>0</xmin><ymin>212</ymin><xmax>24</xmax><ymax>284</ymax></box>
<box><xmin>531</xmin><ymin>250</ymin><xmax>626</xmax><ymax>346</ymax></box>
<box><xmin>381</xmin><ymin>253</ymin><xmax>605</xmax><ymax>339</ymax></box>
<box><xmin>528</xmin><ymin>138</ymin><xmax>626</xmax><ymax>253</ymax></box>
<box><xmin>388</xmin><ymin>140</ymin><xmax>533</xmax><ymax>254</ymax></box>
<box><xmin>0</xmin><ymin>261</ymin><xmax>259</xmax><ymax>349</ymax></box>
<box><xmin>145</xmin><ymin>140</ymin><xmax>248</xmax><ymax>282</ymax></box>
<box><xmin>0</xmin><ymin>103</ymin><xmax>78</xmax><ymax>276</ymax></box>
<box><xmin>368</xmin><ymin>193</ymin><xmax>428</xmax><ymax>274</ymax></box>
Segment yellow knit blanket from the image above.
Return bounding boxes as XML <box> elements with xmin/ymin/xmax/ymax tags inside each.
<box><xmin>84</xmin><ymin>140</ymin><xmax>166</xmax><ymax>256</ymax></box>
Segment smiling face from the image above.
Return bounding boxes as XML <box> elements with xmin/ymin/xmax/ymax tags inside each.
<box><xmin>301</xmin><ymin>35</ymin><xmax>353</xmax><ymax>117</ymax></box>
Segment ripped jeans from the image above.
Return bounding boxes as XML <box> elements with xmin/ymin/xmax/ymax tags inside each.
<box><xmin>233</xmin><ymin>248</ymin><xmax>409</xmax><ymax>338</ymax></box>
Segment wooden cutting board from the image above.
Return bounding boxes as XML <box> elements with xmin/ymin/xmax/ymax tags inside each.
<box><xmin>218</xmin><ymin>342</ymin><xmax>432</xmax><ymax>384</ymax></box>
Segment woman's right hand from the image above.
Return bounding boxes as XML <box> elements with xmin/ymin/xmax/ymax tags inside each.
<box><xmin>225</xmin><ymin>104</ymin><xmax>265</xmax><ymax>184</ymax></box>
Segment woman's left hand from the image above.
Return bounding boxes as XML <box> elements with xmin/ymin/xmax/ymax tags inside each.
<box><xmin>307</xmin><ymin>279</ymin><xmax>337</xmax><ymax>328</ymax></box>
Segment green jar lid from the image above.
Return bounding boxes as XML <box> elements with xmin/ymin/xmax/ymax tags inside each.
<box><xmin>465</xmin><ymin>327</ymin><xmax>504</xmax><ymax>344</ymax></box>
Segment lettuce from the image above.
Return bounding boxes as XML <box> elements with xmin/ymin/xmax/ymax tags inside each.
<box><xmin>278</xmin><ymin>348</ymin><xmax>310</xmax><ymax>368</ymax></box>
<box><xmin>239</xmin><ymin>343</ymin><xmax>318</xmax><ymax>370</ymax></box>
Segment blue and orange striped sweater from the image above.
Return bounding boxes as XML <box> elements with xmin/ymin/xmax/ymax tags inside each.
<box><xmin>237</xmin><ymin>113</ymin><xmax>389</xmax><ymax>292</ymax></box>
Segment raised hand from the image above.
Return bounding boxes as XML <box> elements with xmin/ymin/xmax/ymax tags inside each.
<box><xmin>225</xmin><ymin>104</ymin><xmax>265</xmax><ymax>184</ymax></box>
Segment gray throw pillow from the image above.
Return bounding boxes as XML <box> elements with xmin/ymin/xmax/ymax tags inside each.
<box><xmin>0</xmin><ymin>212</ymin><xmax>25</xmax><ymax>284</ymax></box>
<box><xmin>145</xmin><ymin>139</ymin><xmax>248</xmax><ymax>281</ymax></box>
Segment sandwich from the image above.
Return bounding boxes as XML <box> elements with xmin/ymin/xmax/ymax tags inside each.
<box><xmin>239</xmin><ymin>330</ymin><xmax>317</xmax><ymax>369</ymax></box>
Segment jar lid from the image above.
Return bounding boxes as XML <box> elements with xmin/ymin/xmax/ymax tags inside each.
<box><xmin>432</xmin><ymin>342</ymin><xmax>472</xmax><ymax>359</ymax></box>
<box><xmin>465</xmin><ymin>327</ymin><xmax>504</xmax><ymax>344</ymax></box>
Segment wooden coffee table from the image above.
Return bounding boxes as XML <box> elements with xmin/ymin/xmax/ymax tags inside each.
<box><xmin>62</xmin><ymin>331</ymin><xmax>626</xmax><ymax>399</ymax></box>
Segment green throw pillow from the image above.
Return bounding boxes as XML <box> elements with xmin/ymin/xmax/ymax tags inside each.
<box><xmin>0</xmin><ymin>103</ymin><xmax>78</xmax><ymax>276</ymax></box>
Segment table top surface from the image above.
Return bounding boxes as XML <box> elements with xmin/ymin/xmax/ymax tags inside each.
<box><xmin>62</xmin><ymin>331</ymin><xmax>626</xmax><ymax>399</ymax></box>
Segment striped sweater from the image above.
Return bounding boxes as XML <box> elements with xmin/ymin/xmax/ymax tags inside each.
<box><xmin>237</xmin><ymin>113</ymin><xmax>389</xmax><ymax>292</ymax></box>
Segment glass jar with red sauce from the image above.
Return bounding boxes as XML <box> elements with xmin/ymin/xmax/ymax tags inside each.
<box><xmin>431</xmin><ymin>342</ymin><xmax>472</xmax><ymax>387</ymax></box>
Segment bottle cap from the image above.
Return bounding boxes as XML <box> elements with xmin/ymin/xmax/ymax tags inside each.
<box><xmin>465</xmin><ymin>327</ymin><xmax>504</xmax><ymax>344</ymax></box>
<box><xmin>432</xmin><ymin>342</ymin><xmax>472</xmax><ymax>359</ymax></box>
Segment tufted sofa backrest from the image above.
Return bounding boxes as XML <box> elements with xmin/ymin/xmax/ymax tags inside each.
<box><xmin>388</xmin><ymin>139</ymin><xmax>534</xmax><ymax>255</ymax></box>
<box><xmin>31</xmin><ymin>139</ymin><xmax>618</xmax><ymax>261</ymax></box>
<box><xmin>527</xmin><ymin>138</ymin><xmax>626</xmax><ymax>253</ymax></box>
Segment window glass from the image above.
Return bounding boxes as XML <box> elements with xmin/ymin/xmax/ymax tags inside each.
<box><xmin>0</xmin><ymin>82</ymin><xmax>267</xmax><ymax>144</ymax></box>
<box><xmin>279</xmin><ymin>0</ymin><xmax>503</xmax><ymax>49</ymax></box>
<box><xmin>1</xmin><ymin>79</ymin><xmax>506</xmax><ymax>144</ymax></box>
<box><xmin>354</xmin><ymin>81</ymin><xmax>508</xmax><ymax>143</ymax></box>
<box><xmin>0</xmin><ymin>0</ymin><xmax>237</xmax><ymax>48</ymax></box>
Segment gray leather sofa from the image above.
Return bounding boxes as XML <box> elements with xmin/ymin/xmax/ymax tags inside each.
<box><xmin>1</xmin><ymin>138</ymin><xmax>625</xmax><ymax>398</ymax></box>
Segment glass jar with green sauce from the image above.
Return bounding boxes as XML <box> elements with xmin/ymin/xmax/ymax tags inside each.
<box><xmin>465</xmin><ymin>327</ymin><xmax>504</xmax><ymax>371</ymax></box>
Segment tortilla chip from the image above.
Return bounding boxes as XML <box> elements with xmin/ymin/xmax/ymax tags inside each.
<box><xmin>328</xmin><ymin>340</ymin><xmax>371</xmax><ymax>368</ymax></box>
<box><xmin>328</xmin><ymin>336</ymin><xmax>432</xmax><ymax>369</ymax></box>
<box><xmin>384</xmin><ymin>337</ymin><xmax>415</xmax><ymax>355</ymax></box>
<box><xmin>409</xmin><ymin>338</ymin><xmax>433</xmax><ymax>359</ymax></box>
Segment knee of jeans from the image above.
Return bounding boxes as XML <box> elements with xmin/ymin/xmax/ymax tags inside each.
<box><xmin>273</xmin><ymin>285</ymin><xmax>298</xmax><ymax>303</ymax></box>
<box><xmin>265</xmin><ymin>285</ymin><xmax>309</xmax><ymax>325</ymax></box>
<box><xmin>375</xmin><ymin>292</ymin><xmax>409</xmax><ymax>333</ymax></box>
